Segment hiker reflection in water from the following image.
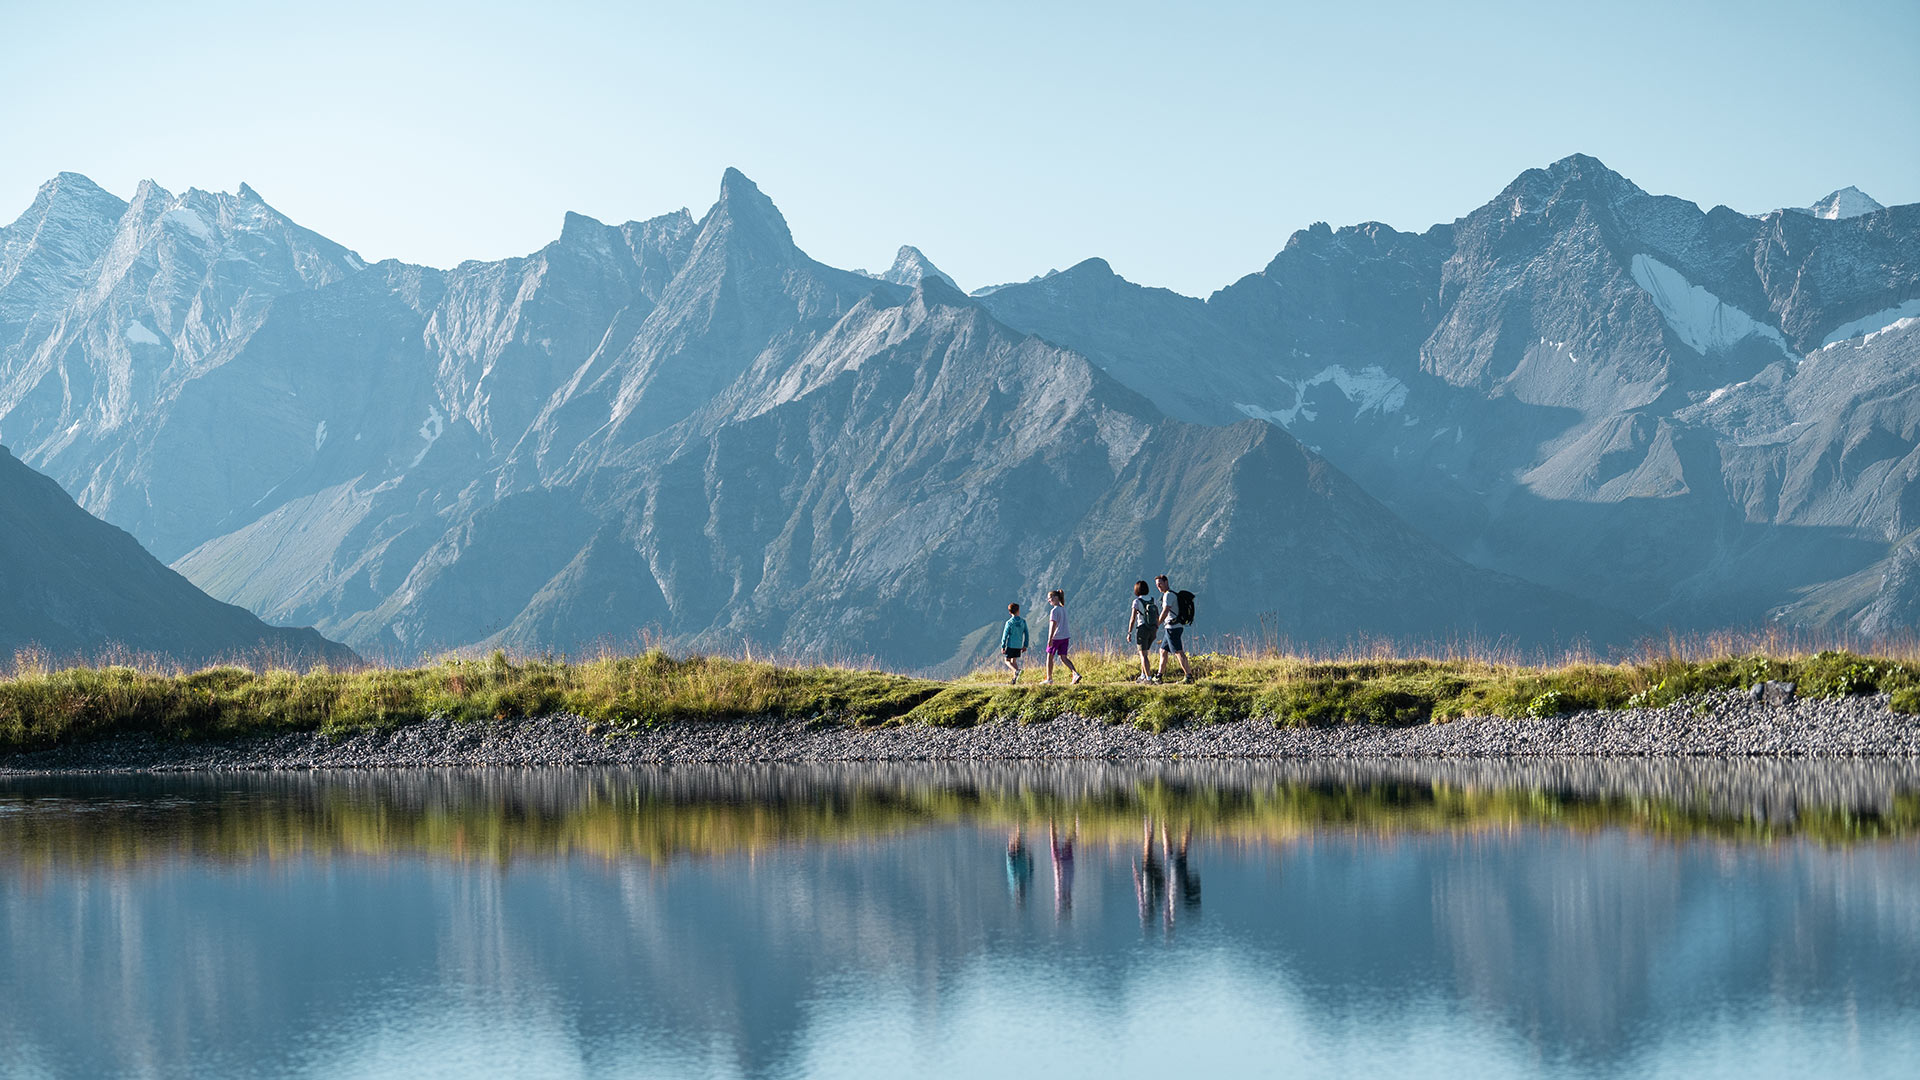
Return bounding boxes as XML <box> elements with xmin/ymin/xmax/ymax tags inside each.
<box><xmin>1133</xmin><ymin>816</ymin><xmax>1166</xmax><ymax>927</ymax></box>
<box><xmin>1050</xmin><ymin>818</ymin><xmax>1076</xmax><ymax>921</ymax></box>
<box><xmin>1164</xmin><ymin>821</ymin><xmax>1201</xmax><ymax>932</ymax></box>
<box><xmin>1006</xmin><ymin>827</ymin><xmax>1034</xmax><ymax>907</ymax></box>
<box><xmin>1133</xmin><ymin>818</ymin><xmax>1202</xmax><ymax>934</ymax></box>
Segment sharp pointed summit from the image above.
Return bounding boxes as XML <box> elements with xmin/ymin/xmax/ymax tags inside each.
<box><xmin>702</xmin><ymin>167</ymin><xmax>796</xmax><ymax>252</ymax></box>
<box><xmin>0</xmin><ymin>172</ymin><xmax>130</xmax><ymax>324</ymax></box>
<box><xmin>880</xmin><ymin>245</ymin><xmax>958</xmax><ymax>291</ymax></box>
<box><xmin>1792</xmin><ymin>185</ymin><xmax>1885</xmax><ymax>220</ymax></box>
<box><xmin>6</xmin><ymin>171</ymin><xmax>128</xmax><ymax>235</ymax></box>
<box><xmin>1488</xmin><ymin>153</ymin><xmax>1644</xmax><ymax>220</ymax></box>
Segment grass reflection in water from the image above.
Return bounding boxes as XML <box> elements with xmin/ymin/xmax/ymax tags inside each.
<box><xmin>2</xmin><ymin>761</ymin><xmax>1917</xmax><ymax>871</ymax></box>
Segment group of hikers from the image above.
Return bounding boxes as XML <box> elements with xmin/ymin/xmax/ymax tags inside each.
<box><xmin>997</xmin><ymin>575</ymin><xmax>1196</xmax><ymax>684</ymax></box>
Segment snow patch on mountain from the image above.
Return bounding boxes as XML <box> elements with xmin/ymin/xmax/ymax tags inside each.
<box><xmin>1234</xmin><ymin>401</ymin><xmax>1291</xmax><ymax>426</ymax></box>
<box><xmin>1821</xmin><ymin>299</ymin><xmax>1920</xmax><ymax>348</ymax></box>
<box><xmin>314</xmin><ymin>420</ymin><xmax>328</xmax><ymax>451</ymax></box>
<box><xmin>1538</xmin><ymin>338</ymin><xmax>1581</xmax><ymax>363</ymax></box>
<box><xmin>161</xmin><ymin>207</ymin><xmax>212</xmax><ymax>241</ymax></box>
<box><xmin>1629</xmin><ymin>254</ymin><xmax>1797</xmax><ymax>361</ymax></box>
<box><xmin>1241</xmin><ymin>365</ymin><xmax>1409</xmax><ymax>426</ymax></box>
<box><xmin>409</xmin><ymin>408</ymin><xmax>444</xmax><ymax>468</ymax></box>
<box><xmin>123</xmin><ymin>321</ymin><xmax>163</xmax><ymax>346</ymax></box>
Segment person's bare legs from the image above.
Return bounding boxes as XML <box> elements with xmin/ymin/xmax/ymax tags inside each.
<box><xmin>1004</xmin><ymin>653</ymin><xmax>1021</xmax><ymax>683</ymax></box>
<box><xmin>1137</xmin><ymin>644</ymin><xmax>1152</xmax><ymax>681</ymax></box>
<box><xmin>1043</xmin><ymin>651</ymin><xmax>1055</xmax><ymax>683</ymax></box>
<box><xmin>1157</xmin><ymin>634</ymin><xmax>1195</xmax><ymax>682</ymax></box>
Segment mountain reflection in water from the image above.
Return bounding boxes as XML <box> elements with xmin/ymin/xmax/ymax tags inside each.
<box><xmin>1</xmin><ymin>761</ymin><xmax>1916</xmax><ymax>1079</ymax></box>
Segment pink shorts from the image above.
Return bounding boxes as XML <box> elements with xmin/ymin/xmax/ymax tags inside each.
<box><xmin>1046</xmin><ymin>638</ymin><xmax>1070</xmax><ymax>657</ymax></box>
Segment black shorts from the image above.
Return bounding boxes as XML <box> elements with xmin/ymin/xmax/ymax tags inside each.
<box><xmin>1160</xmin><ymin>626</ymin><xmax>1185</xmax><ymax>653</ymax></box>
<box><xmin>1004</xmin><ymin>648</ymin><xmax>1024</xmax><ymax>659</ymax></box>
<box><xmin>1134</xmin><ymin>625</ymin><xmax>1157</xmax><ymax>649</ymax></box>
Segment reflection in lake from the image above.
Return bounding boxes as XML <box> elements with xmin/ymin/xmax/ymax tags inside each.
<box><xmin>1</xmin><ymin>761</ymin><xmax>1917</xmax><ymax>1078</ymax></box>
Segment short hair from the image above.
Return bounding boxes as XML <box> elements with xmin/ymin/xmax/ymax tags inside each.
<box><xmin>1133</xmin><ymin>580</ymin><xmax>1149</xmax><ymax>596</ymax></box>
<box><xmin>1008</xmin><ymin>602</ymin><xmax>1020</xmax><ymax>614</ymax></box>
<box><xmin>1048</xmin><ymin>589</ymin><xmax>1064</xmax><ymax>604</ymax></box>
<box><xmin>1155</xmin><ymin>574</ymin><xmax>1169</xmax><ymax>584</ymax></box>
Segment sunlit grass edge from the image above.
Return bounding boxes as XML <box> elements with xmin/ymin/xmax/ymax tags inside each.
<box><xmin>0</xmin><ymin>643</ymin><xmax>1914</xmax><ymax>754</ymax></box>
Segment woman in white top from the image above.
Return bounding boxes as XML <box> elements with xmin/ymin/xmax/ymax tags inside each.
<box><xmin>1042</xmin><ymin>589</ymin><xmax>1082</xmax><ymax>684</ymax></box>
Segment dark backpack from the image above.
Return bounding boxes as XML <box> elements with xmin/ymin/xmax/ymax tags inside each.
<box><xmin>1175</xmin><ymin>590</ymin><xmax>1196</xmax><ymax>625</ymax></box>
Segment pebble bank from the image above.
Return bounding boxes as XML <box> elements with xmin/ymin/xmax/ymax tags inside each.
<box><xmin>3</xmin><ymin>689</ymin><xmax>1917</xmax><ymax>772</ymax></box>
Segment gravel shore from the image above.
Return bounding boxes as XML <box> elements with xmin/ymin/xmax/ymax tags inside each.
<box><xmin>4</xmin><ymin>689</ymin><xmax>1917</xmax><ymax>772</ymax></box>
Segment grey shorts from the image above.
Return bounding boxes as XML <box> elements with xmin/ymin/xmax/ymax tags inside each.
<box><xmin>1160</xmin><ymin>626</ymin><xmax>1185</xmax><ymax>653</ymax></box>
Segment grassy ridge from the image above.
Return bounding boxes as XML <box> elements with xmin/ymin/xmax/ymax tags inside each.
<box><xmin>1</xmin><ymin>646</ymin><xmax>1916</xmax><ymax>755</ymax></box>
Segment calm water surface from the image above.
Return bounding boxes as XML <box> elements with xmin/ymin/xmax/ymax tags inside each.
<box><xmin>1</xmin><ymin>761</ymin><xmax>1916</xmax><ymax>1079</ymax></box>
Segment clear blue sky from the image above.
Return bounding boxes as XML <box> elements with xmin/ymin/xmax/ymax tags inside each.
<box><xmin>4</xmin><ymin>0</ymin><xmax>1915</xmax><ymax>296</ymax></box>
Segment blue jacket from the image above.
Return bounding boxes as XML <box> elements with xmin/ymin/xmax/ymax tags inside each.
<box><xmin>1001</xmin><ymin>615</ymin><xmax>1029</xmax><ymax>650</ymax></box>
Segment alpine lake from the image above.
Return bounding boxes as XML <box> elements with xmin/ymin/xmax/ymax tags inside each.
<box><xmin>2</xmin><ymin>760</ymin><xmax>1916</xmax><ymax>1079</ymax></box>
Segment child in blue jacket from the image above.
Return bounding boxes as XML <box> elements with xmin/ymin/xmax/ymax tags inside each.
<box><xmin>1001</xmin><ymin>603</ymin><xmax>1030</xmax><ymax>683</ymax></box>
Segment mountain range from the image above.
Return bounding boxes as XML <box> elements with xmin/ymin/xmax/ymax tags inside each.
<box><xmin>0</xmin><ymin>157</ymin><xmax>1911</xmax><ymax>669</ymax></box>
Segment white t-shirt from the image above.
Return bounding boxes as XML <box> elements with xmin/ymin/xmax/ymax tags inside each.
<box><xmin>1048</xmin><ymin>603</ymin><xmax>1070</xmax><ymax>641</ymax></box>
<box><xmin>1159</xmin><ymin>588</ymin><xmax>1179</xmax><ymax>627</ymax></box>
<box><xmin>1131</xmin><ymin>595</ymin><xmax>1154</xmax><ymax>629</ymax></box>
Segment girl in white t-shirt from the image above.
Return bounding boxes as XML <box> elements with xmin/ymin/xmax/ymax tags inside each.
<box><xmin>1042</xmin><ymin>589</ymin><xmax>1082</xmax><ymax>684</ymax></box>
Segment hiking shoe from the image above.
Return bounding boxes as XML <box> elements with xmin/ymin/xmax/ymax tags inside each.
<box><xmin>1182</xmin><ymin>673</ymin><xmax>1195</xmax><ymax>684</ymax></box>
<box><xmin>1071</xmin><ymin>673</ymin><xmax>1083</xmax><ymax>685</ymax></box>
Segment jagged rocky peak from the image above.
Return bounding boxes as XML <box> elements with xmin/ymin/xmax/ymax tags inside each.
<box><xmin>702</xmin><ymin>167</ymin><xmax>796</xmax><ymax>251</ymax></box>
<box><xmin>1</xmin><ymin>173</ymin><xmax>129</xmax><ymax>277</ymax></box>
<box><xmin>120</xmin><ymin>179</ymin><xmax>368</xmax><ymax>277</ymax></box>
<box><xmin>3</xmin><ymin>172</ymin><xmax>128</xmax><ymax>251</ymax></box>
<box><xmin>559</xmin><ymin>206</ymin><xmax>699</xmax><ymax>257</ymax></box>
<box><xmin>880</xmin><ymin>245</ymin><xmax>958</xmax><ymax>290</ymax></box>
<box><xmin>1273</xmin><ymin>220</ymin><xmax>1423</xmax><ymax>262</ymax></box>
<box><xmin>0</xmin><ymin>174</ymin><xmax>131</xmax><ymax>322</ymax></box>
<box><xmin>559</xmin><ymin>209</ymin><xmax>612</xmax><ymax>244</ymax></box>
<box><xmin>1490</xmin><ymin>153</ymin><xmax>1643</xmax><ymax>219</ymax></box>
<box><xmin>1794</xmin><ymin>186</ymin><xmax>1885</xmax><ymax>220</ymax></box>
<box><xmin>18</xmin><ymin>171</ymin><xmax>129</xmax><ymax>224</ymax></box>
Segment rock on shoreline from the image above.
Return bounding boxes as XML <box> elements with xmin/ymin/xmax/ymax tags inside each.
<box><xmin>4</xmin><ymin>690</ymin><xmax>1917</xmax><ymax>772</ymax></box>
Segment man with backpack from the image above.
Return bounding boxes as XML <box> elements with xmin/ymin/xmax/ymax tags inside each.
<box><xmin>1153</xmin><ymin>574</ymin><xmax>1195</xmax><ymax>683</ymax></box>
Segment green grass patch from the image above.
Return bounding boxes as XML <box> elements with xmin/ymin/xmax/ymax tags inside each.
<box><xmin>0</xmin><ymin>648</ymin><xmax>1914</xmax><ymax>754</ymax></box>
